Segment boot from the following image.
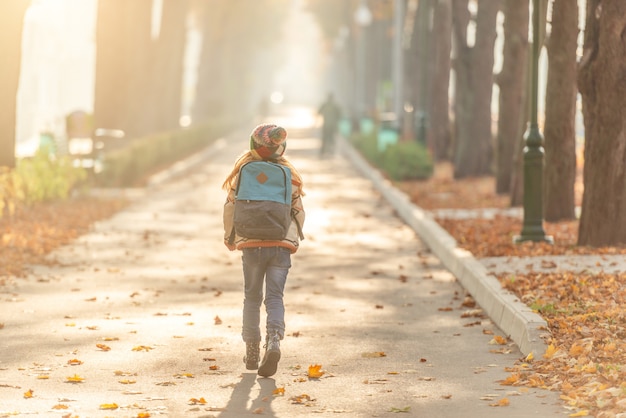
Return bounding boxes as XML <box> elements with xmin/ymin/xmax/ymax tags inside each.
<box><xmin>258</xmin><ymin>330</ymin><xmax>281</xmax><ymax>377</ymax></box>
<box><xmin>244</xmin><ymin>341</ymin><xmax>260</xmax><ymax>370</ymax></box>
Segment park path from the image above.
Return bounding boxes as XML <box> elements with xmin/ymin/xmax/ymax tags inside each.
<box><xmin>1</xmin><ymin>118</ymin><xmax>563</xmax><ymax>417</ymax></box>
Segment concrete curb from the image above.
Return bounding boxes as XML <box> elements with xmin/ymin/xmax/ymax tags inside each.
<box><xmin>338</xmin><ymin>137</ymin><xmax>549</xmax><ymax>357</ymax></box>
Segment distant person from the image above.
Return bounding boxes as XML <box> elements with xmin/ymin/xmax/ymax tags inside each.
<box><xmin>317</xmin><ymin>93</ymin><xmax>342</xmax><ymax>157</ymax></box>
<box><xmin>222</xmin><ymin>123</ymin><xmax>306</xmax><ymax>377</ymax></box>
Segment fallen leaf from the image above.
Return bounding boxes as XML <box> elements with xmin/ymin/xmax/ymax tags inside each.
<box><xmin>362</xmin><ymin>352</ymin><xmax>386</xmax><ymax>358</ymax></box>
<box><xmin>273</xmin><ymin>387</ymin><xmax>285</xmax><ymax>396</ymax></box>
<box><xmin>23</xmin><ymin>389</ymin><xmax>33</xmax><ymax>398</ymax></box>
<box><xmin>67</xmin><ymin>359</ymin><xmax>83</xmax><ymax>365</ymax></box>
<box><xmin>189</xmin><ymin>397</ymin><xmax>207</xmax><ymax>405</ymax></box>
<box><xmin>489</xmin><ymin>398</ymin><xmax>510</xmax><ymax>407</ymax></box>
<box><xmin>96</xmin><ymin>344</ymin><xmax>111</xmax><ymax>351</ymax></box>
<box><xmin>214</xmin><ymin>315</ymin><xmax>222</xmax><ymax>325</ymax></box>
<box><xmin>51</xmin><ymin>404</ymin><xmax>69</xmax><ymax>409</ymax></box>
<box><xmin>99</xmin><ymin>403</ymin><xmax>119</xmax><ymax>410</ymax></box>
<box><xmin>65</xmin><ymin>374</ymin><xmax>85</xmax><ymax>383</ymax></box>
<box><xmin>389</xmin><ymin>406</ymin><xmax>411</xmax><ymax>413</ymax></box>
<box><xmin>308</xmin><ymin>364</ymin><xmax>324</xmax><ymax>378</ymax></box>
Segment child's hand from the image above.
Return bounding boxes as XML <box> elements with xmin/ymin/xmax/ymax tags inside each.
<box><xmin>224</xmin><ymin>241</ymin><xmax>236</xmax><ymax>251</ymax></box>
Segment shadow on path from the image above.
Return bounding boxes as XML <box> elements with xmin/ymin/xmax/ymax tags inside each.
<box><xmin>217</xmin><ymin>373</ymin><xmax>277</xmax><ymax>417</ymax></box>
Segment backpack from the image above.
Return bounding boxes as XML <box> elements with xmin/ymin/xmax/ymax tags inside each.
<box><xmin>231</xmin><ymin>161</ymin><xmax>292</xmax><ymax>241</ymax></box>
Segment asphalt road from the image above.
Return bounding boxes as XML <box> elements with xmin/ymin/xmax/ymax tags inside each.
<box><xmin>0</xmin><ymin>122</ymin><xmax>564</xmax><ymax>417</ymax></box>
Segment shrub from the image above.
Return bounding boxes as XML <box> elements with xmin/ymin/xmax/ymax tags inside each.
<box><xmin>350</xmin><ymin>130</ymin><xmax>433</xmax><ymax>181</ymax></box>
<box><xmin>0</xmin><ymin>151</ymin><xmax>87</xmax><ymax>218</ymax></box>
<box><xmin>382</xmin><ymin>141</ymin><xmax>433</xmax><ymax>181</ymax></box>
<box><xmin>96</xmin><ymin>119</ymin><xmax>235</xmax><ymax>187</ymax></box>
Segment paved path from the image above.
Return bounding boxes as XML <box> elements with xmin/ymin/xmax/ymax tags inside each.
<box><xmin>1</xmin><ymin>124</ymin><xmax>564</xmax><ymax>417</ymax></box>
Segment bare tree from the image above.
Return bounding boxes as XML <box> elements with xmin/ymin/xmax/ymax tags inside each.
<box><xmin>543</xmin><ymin>0</ymin><xmax>578</xmax><ymax>221</ymax></box>
<box><xmin>451</xmin><ymin>0</ymin><xmax>500</xmax><ymax>179</ymax></box>
<box><xmin>577</xmin><ymin>0</ymin><xmax>626</xmax><ymax>246</ymax></box>
<box><xmin>0</xmin><ymin>0</ymin><xmax>31</xmax><ymax>168</ymax></box>
<box><xmin>495</xmin><ymin>0</ymin><xmax>528</xmax><ymax>194</ymax></box>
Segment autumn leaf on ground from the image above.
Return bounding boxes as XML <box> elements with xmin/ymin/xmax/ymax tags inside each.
<box><xmin>389</xmin><ymin>406</ymin><xmax>411</xmax><ymax>413</ymax></box>
<box><xmin>174</xmin><ymin>373</ymin><xmax>194</xmax><ymax>379</ymax></box>
<box><xmin>542</xmin><ymin>343</ymin><xmax>558</xmax><ymax>359</ymax></box>
<box><xmin>214</xmin><ymin>315</ymin><xmax>222</xmax><ymax>325</ymax></box>
<box><xmin>65</xmin><ymin>374</ymin><xmax>85</xmax><ymax>383</ymax></box>
<box><xmin>100</xmin><ymin>403</ymin><xmax>119</xmax><ymax>410</ymax></box>
<box><xmin>362</xmin><ymin>352</ymin><xmax>386</xmax><ymax>358</ymax></box>
<box><xmin>137</xmin><ymin>413</ymin><xmax>151</xmax><ymax>418</ymax></box>
<box><xmin>119</xmin><ymin>380</ymin><xmax>136</xmax><ymax>384</ymax></box>
<box><xmin>489</xmin><ymin>398</ymin><xmax>510</xmax><ymax>407</ymax></box>
<box><xmin>273</xmin><ymin>387</ymin><xmax>285</xmax><ymax>396</ymax></box>
<box><xmin>308</xmin><ymin>364</ymin><xmax>324</xmax><ymax>378</ymax></box>
<box><xmin>96</xmin><ymin>344</ymin><xmax>111</xmax><ymax>351</ymax></box>
<box><xmin>290</xmin><ymin>394</ymin><xmax>314</xmax><ymax>404</ymax></box>
<box><xmin>188</xmin><ymin>397</ymin><xmax>207</xmax><ymax>405</ymax></box>
<box><xmin>489</xmin><ymin>335</ymin><xmax>507</xmax><ymax>345</ymax></box>
<box><xmin>132</xmin><ymin>345</ymin><xmax>153</xmax><ymax>351</ymax></box>
<box><xmin>37</xmin><ymin>375</ymin><xmax>49</xmax><ymax>379</ymax></box>
<box><xmin>569</xmin><ymin>411</ymin><xmax>590</xmax><ymax>417</ymax></box>
<box><xmin>23</xmin><ymin>389</ymin><xmax>33</xmax><ymax>398</ymax></box>
<box><xmin>51</xmin><ymin>404</ymin><xmax>69</xmax><ymax>409</ymax></box>
<box><xmin>67</xmin><ymin>359</ymin><xmax>83</xmax><ymax>365</ymax></box>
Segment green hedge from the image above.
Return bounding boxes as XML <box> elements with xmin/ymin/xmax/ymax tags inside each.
<box><xmin>96</xmin><ymin>119</ymin><xmax>234</xmax><ymax>187</ymax></box>
<box><xmin>350</xmin><ymin>130</ymin><xmax>433</xmax><ymax>181</ymax></box>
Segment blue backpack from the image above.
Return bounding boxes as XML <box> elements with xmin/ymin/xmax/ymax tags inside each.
<box><xmin>232</xmin><ymin>161</ymin><xmax>292</xmax><ymax>241</ymax></box>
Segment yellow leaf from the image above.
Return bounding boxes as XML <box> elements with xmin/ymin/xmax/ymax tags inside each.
<box><xmin>137</xmin><ymin>413</ymin><xmax>151</xmax><ymax>418</ymax></box>
<box><xmin>97</xmin><ymin>344</ymin><xmax>111</xmax><ymax>351</ymax></box>
<box><xmin>525</xmin><ymin>352</ymin><xmax>534</xmax><ymax>362</ymax></box>
<box><xmin>490</xmin><ymin>335</ymin><xmax>507</xmax><ymax>345</ymax></box>
<box><xmin>65</xmin><ymin>374</ymin><xmax>85</xmax><ymax>383</ymax></box>
<box><xmin>543</xmin><ymin>343</ymin><xmax>558</xmax><ymax>359</ymax></box>
<box><xmin>308</xmin><ymin>364</ymin><xmax>325</xmax><ymax>378</ymax></box>
<box><xmin>132</xmin><ymin>345</ymin><xmax>153</xmax><ymax>351</ymax></box>
<box><xmin>119</xmin><ymin>379</ymin><xmax>136</xmax><ymax>384</ymax></box>
<box><xmin>499</xmin><ymin>373</ymin><xmax>520</xmax><ymax>386</ymax></box>
<box><xmin>67</xmin><ymin>358</ymin><xmax>83</xmax><ymax>365</ymax></box>
<box><xmin>273</xmin><ymin>387</ymin><xmax>285</xmax><ymax>396</ymax></box>
<box><xmin>100</xmin><ymin>403</ymin><xmax>119</xmax><ymax>410</ymax></box>
<box><xmin>569</xmin><ymin>411</ymin><xmax>589</xmax><ymax>417</ymax></box>
<box><xmin>37</xmin><ymin>375</ymin><xmax>49</xmax><ymax>379</ymax></box>
<box><xmin>189</xmin><ymin>397</ymin><xmax>207</xmax><ymax>405</ymax></box>
<box><xmin>23</xmin><ymin>389</ymin><xmax>33</xmax><ymax>398</ymax></box>
<box><xmin>52</xmin><ymin>404</ymin><xmax>69</xmax><ymax>409</ymax></box>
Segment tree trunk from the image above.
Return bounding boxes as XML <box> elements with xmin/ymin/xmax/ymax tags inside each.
<box><xmin>0</xmin><ymin>0</ymin><xmax>31</xmax><ymax>168</ymax></box>
<box><xmin>94</xmin><ymin>0</ymin><xmax>153</xmax><ymax>138</ymax></box>
<box><xmin>543</xmin><ymin>0</ymin><xmax>577</xmax><ymax>222</ymax></box>
<box><xmin>451</xmin><ymin>0</ymin><xmax>500</xmax><ymax>179</ymax></box>
<box><xmin>495</xmin><ymin>0</ymin><xmax>528</xmax><ymax>194</ymax></box>
<box><xmin>153</xmin><ymin>0</ymin><xmax>189</xmax><ymax>132</ymax></box>
<box><xmin>429</xmin><ymin>0</ymin><xmax>452</xmax><ymax>161</ymax></box>
<box><xmin>577</xmin><ymin>0</ymin><xmax>626</xmax><ymax>246</ymax></box>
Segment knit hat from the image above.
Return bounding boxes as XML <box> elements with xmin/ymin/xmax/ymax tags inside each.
<box><xmin>250</xmin><ymin>124</ymin><xmax>287</xmax><ymax>160</ymax></box>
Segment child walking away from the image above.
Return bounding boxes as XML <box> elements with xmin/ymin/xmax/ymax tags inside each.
<box><xmin>222</xmin><ymin>124</ymin><xmax>305</xmax><ymax>377</ymax></box>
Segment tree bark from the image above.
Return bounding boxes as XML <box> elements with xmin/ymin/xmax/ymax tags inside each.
<box><xmin>153</xmin><ymin>0</ymin><xmax>189</xmax><ymax>132</ymax></box>
<box><xmin>543</xmin><ymin>0</ymin><xmax>577</xmax><ymax>221</ymax></box>
<box><xmin>94</xmin><ymin>0</ymin><xmax>153</xmax><ymax>138</ymax></box>
<box><xmin>451</xmin><ymin>0</ymin><xmax>500</xmax><ymax>179</ymax></box>
<box><xmin>0</xmin><ymin>0</ymin><xmax>31</xmax><ymax>168</ymax></box>
<box><xmin>495</xmin><ymin>0</ymin><xmax>528</xmax><ymax>194</ymax></box>
<box><xmin>429</xmin><ymin>0</ymin><xmax>452</xmax><ymax>161</ymax></box>
<box><xmin>577</xmin><ymin>0</ymin><xmax>626</xmax><ymax>246</ymax></box>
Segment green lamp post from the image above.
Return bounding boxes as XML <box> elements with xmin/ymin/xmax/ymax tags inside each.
<box><xmin>513</xmin><ymin>0</ymin><xmax>553</xmax><ymax>244</ymax></box>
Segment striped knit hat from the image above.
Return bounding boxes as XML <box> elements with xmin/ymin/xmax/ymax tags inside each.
<box><xmin>250</xmin><ymin>124</ymin><xmax>287</xmax><ymax>160</ymax></box>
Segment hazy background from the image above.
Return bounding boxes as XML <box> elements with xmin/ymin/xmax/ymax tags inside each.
<box><xmin>15</xmin><ymin>0</ymin><xmax>326</xmax><ymax>157</ymax></box>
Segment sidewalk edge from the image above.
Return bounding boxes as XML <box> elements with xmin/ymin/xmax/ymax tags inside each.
<box><xmin>339</xmin><ymin>137</ymin><xmax>548</xmax><ymax>357</ymax></box>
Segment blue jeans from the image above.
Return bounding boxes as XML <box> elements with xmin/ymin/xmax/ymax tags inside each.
<box><xmin>241</xmin><ymin>247</ymin><xmax>291</xmax><ymax>343</ymax></box>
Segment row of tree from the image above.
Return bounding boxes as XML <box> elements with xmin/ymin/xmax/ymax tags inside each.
<box><xmin>0</xmin><ymin>0</ymin><xmax>287</xmax><ymax>166</ymax></box>
<box><xmin>306</xmin><ymin>0</ymin><xmax>626</xmax><ymax>247</ymax></box>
